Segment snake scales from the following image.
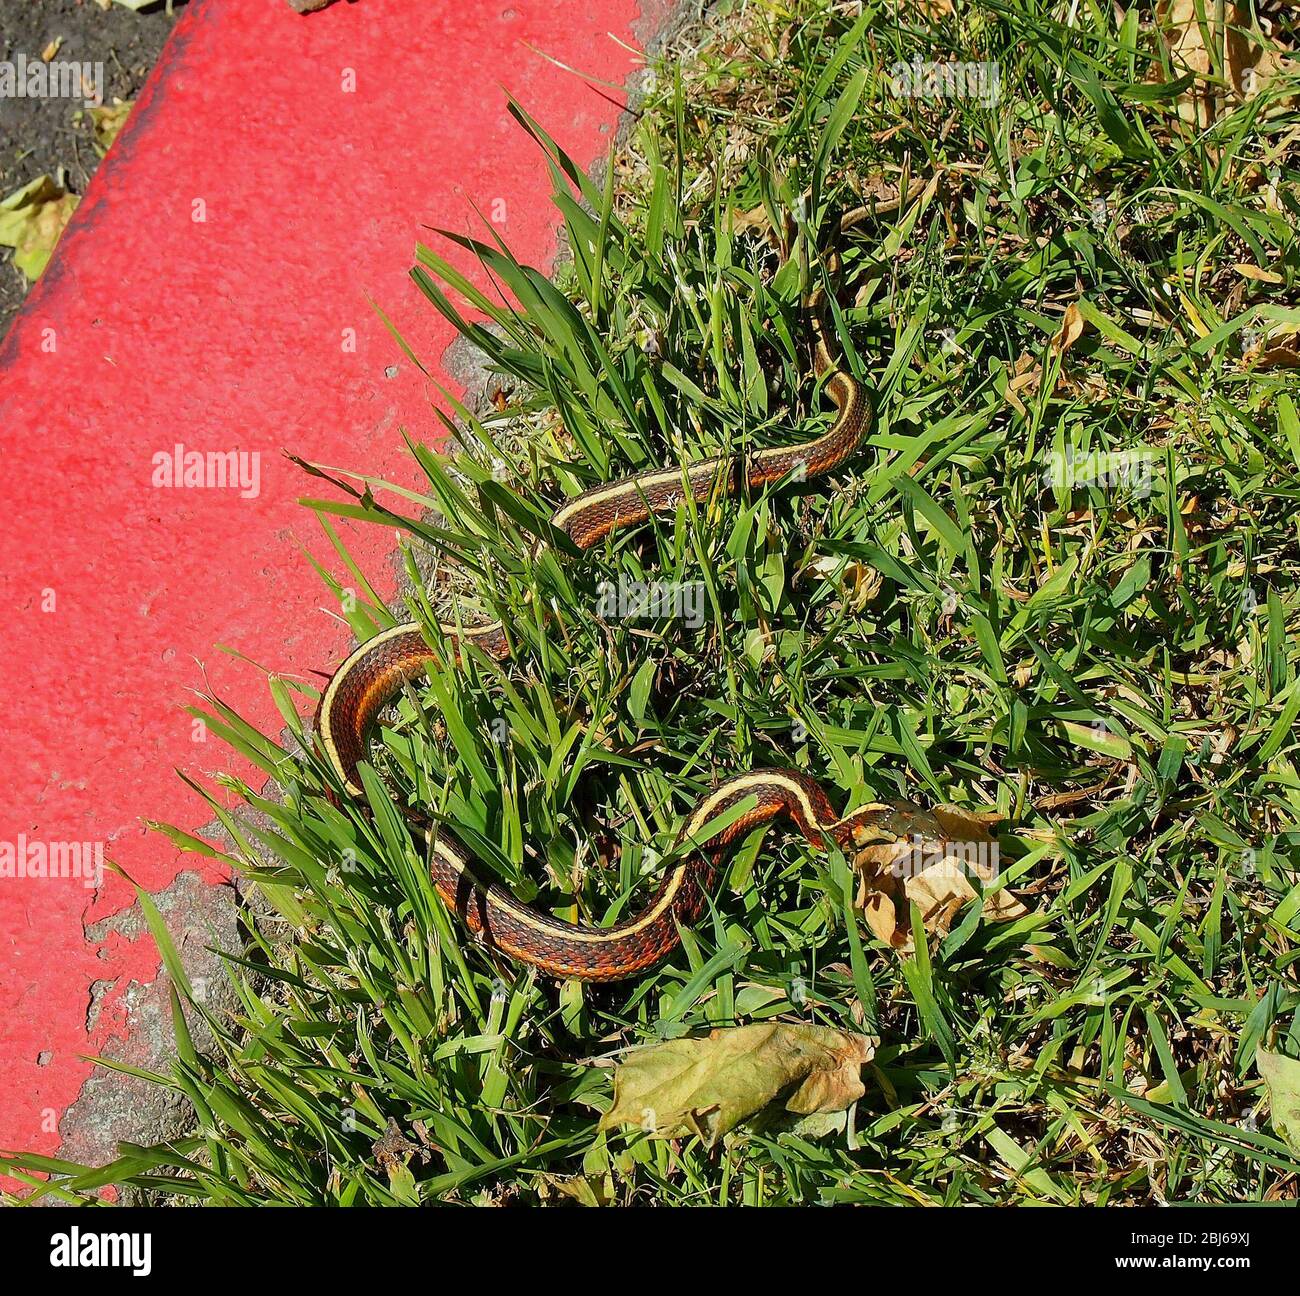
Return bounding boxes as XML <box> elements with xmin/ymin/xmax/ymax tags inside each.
<box><xmin>315</xmin><ymin>196</ymin><xmax>910</xmax><ymax>979</ymax></box>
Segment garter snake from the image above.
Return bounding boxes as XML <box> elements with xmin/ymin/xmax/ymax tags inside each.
<box><xmin>315</xmin><ymin>198</ymin><xmax>907</xmax><ymax>980</ymax></box>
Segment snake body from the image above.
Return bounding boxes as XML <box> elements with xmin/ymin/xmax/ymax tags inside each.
<box><xmin>316</xmin><ymin>214</ymin><xmax>881</xmax><ymax>980</ymax></box>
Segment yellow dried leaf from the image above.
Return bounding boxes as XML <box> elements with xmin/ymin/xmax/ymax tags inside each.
<box><xmin>1233</xmin><ymin>262</ymin><xmax>1283</xmax><ymax>284</ymax></box>
<box><xmin>0</xmin><ymin>175</ymin><xmax>80</xmax><ymax>281</ymax></box>
<box><xmin>730</xmin><ymin>203</ymin><xmax>771</xmax><ymax>235</ymax></box>
<box><xmin>1180</xmin><ymin>292</ymin><xmax>1210</xmax><ymax>338</ymax></box>
<box><xmin>809</xmin><ymin>554</ymin><xmax>884</xmax><ymax>609</ymax></box>
<box><xmin>861</xmin><ymin>886</ymin><xmax>905</xmax><ymax>947</ymax></box>
<box><xmin>1003</xmin><ymin>356</ymin><xmax>1039</xmax><ymax>416</ymax></box>
<box><xmin>1257</xmin><ymin>1046</ymin><xmax>1300</xmax><ymax>1151</ymax></box>
<box><xmin>906</xmin><ymin>859</ymin><xmax>977</xmax><ymax>934</ymax></box>
<box><xmin>89</xmin><ymin>100</ymin><xmax>133</xmax><ymax>157</ymax></box>
<box><xmin>906</xmin><ymin>856</ymin><xmax>1028</xmax><ymax>936</ymax></box>
<box><xmin>1051</xmin><ymin>302</ymin><xmax>1087</xmax><ymax>355</ymax></box>
<box><xmin>599</xmin><ymin>1023</ymin><xmax>876</xmax><ymax>1146</ymax></box>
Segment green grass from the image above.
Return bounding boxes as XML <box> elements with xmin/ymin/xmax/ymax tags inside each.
<box><xmin>8</xmin><ymin>0</ymin><xmax>1300</xmax><ymax>1205</ymax></box>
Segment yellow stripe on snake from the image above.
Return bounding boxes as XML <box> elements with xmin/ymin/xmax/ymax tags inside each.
<box><xmin>315</xmin><ymin>201</ymin><xmax>903</xmax><ymax>980</ymax></box>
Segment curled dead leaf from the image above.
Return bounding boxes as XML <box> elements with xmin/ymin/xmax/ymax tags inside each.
<box><xmin>89</xmin><ymin>99</ymin><xmax>133</xmax><ymax>156</ymax></box>
<box><xmin>1004</xmin><ymin>353</ymin><xmax>1040</xmax><ymax>416</ymax></box>
<box><xmin>808</xmin><ymin>554</ymin><xmax>884</xmax><ymax>609</ymax></box>
<box><xmin>370</xmin><ymin>1117</ymin><xmax>429</xmax><ymax>1183</ymax></box>
<box><xmin>1243</xmin><ymin>323</ymin><xmax>1300</xmax><ymax>369</ymax></box>
<box><xmin>0</xmin><ymin>175</ymin><xmax>80</xmax><ymax>281</ymax></box>
<box><xmin>1005</xmin><ymin>303</ymin><xmax>1093</xmax><ymax>414</ymax></box>
<box><xmin>850</xmin><ymin>802</ymin><xmax>1027</xmax><ymax>952</ymax></box>
<box><xmin>730</xmin><ymin>203</ymin><xmax>772</xmax><ymax>236</ymax></box>
<box><xmin>599</xmin><ymin>1023</ymin><xmax>876</xmax><ymax>1146</ymax></box>
<box><xmin>1051</xmin><ymin>302</ymin><xmax>1088</xmax><ymax>356</ymax></box>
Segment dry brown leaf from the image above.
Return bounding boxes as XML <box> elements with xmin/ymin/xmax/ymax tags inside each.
<box><xmin>1005</xmin><ymin>304</ymin><xmax>1094</xmax><ymax>413</ymax></box>
<box><xmin>1052</xmin><ymin>302</ymin><xmax>1088</xmax><ymax>356</ymax></box>
<box><xmin>850</xmin><ymin>802</ymin><xmax>1026</xmax><ymax>952</ymax></box>
<box><xmin>860</xmin><ymin>886</ymin><xmax>905</xmax><ymax>948</ymax></box>
<box><xmin>1157</xmin><ymin>0</ymin><xmax>1295</xmax><ymax>127</ymax></box>
<box><xmin>1244</xmin><ymin>323</ymin><xmax>1300</xmax><ymax>368</ymax></box>
<box><xmin>910</xmin><ymin>857</ymin><xmax>1028</xmax><ymax>932</ymax></box>
<box><xmin>1004</xmin><ymin>353</ymin><xmax>1040</xmax><ymax>416</ymax></box>
<box><xmin>851</xmin><ymin>173</ymin><xmax>928</xmax><ymax>213</ymax></box>
<box><xmin>1034</xmin><ymin>779</ymin><xmax>1113</xmax><ymax>811</ymax></box>
<box><xmin>730</xmin><ymin>203</ymin><xmax>771</xmax><ymax>235</ymax></box>
<box><xmin>370</xmin><ymin>1118</ymin><xmax>428</xmax><ymax>1185</ymax></box>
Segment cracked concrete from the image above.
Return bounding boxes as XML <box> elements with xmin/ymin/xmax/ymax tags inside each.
<box><xmin>58</xmin><ymin>870</ymin><xmax>241</xmax><ymax>1185</ymax></box>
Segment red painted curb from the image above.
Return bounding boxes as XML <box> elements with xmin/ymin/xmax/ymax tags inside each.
<box><xmin>0</xmin><ymin>0</ymin><xmax>669</xmax><ymax>1174</ymax></box>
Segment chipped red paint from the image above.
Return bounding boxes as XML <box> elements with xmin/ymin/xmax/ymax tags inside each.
<box><xmin>0</xmin><ymin>0</ymin><xmax>659</xmax><ymax>1174</ymax></box>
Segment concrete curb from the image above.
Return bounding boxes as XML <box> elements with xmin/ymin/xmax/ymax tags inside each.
<box><xmin>34</xmin><ymin>0</ymin><xmax>697</xmax><ymax>1192</ymax></box>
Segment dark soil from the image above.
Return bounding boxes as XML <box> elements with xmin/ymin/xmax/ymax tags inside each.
<box><xmin>0</xmin><ymin>0</ymin><xmax>185</xmax><ymax>338</ymax></box>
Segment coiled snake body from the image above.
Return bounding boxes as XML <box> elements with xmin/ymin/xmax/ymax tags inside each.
<box><xmin>316</xmin><ymin>208</ymin><xmax>892</xmax><ymax>980</ymax></box>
